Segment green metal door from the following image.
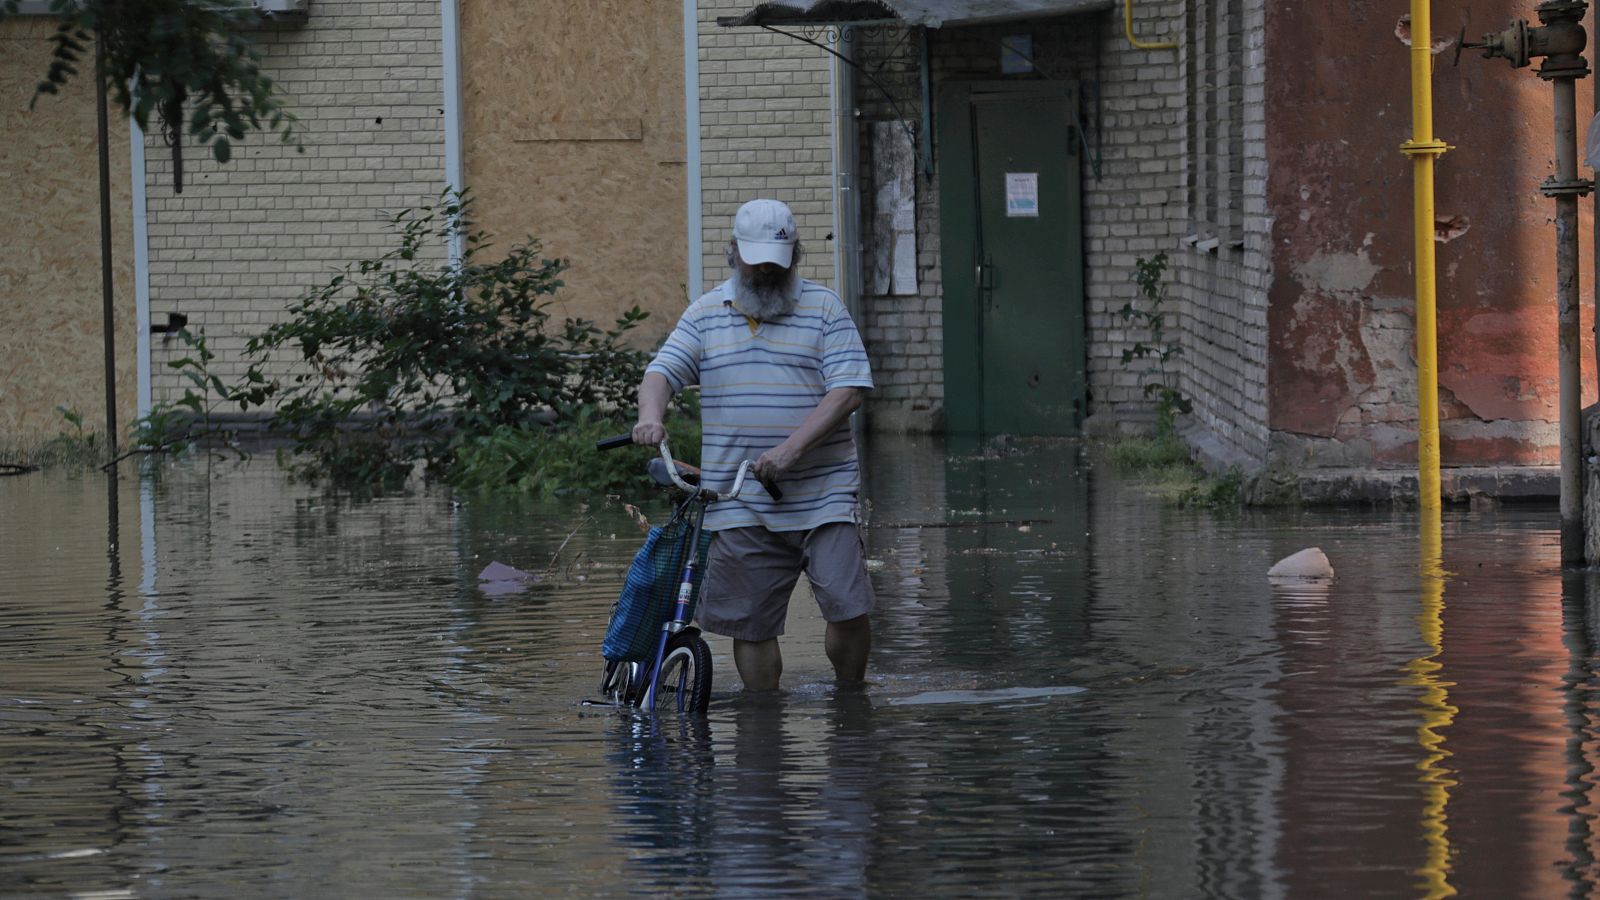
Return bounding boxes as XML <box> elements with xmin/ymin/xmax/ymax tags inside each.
<box><xmin>938</xmin><ymin>83</ymin><xmax>1085</xmax><ymax>436</ymax></box>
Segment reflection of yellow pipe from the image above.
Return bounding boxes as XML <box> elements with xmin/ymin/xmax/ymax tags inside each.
<box><xmin>1407</xmin><ymin>512</ymin><xmax>1456</xmax><ymax>898</ymax></box>
<box><xmin>1123</xmin><ymin>0</ymin><xmax>1176</xmax><ymax>50</ymax></box>
<box><xmin>1403</xmin><ymin>6</ymin><xmax>1452</xmax><ymax>885</ymax></box>
<box><xmin>1401</xmin><ymin>0</ymin><xmax>1447</xmax><ymax>516</ymax></box>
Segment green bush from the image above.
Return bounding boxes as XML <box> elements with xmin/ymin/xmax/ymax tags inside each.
<box><xmin>1120</xmin><ymin>253</ymin><xmax>1193</xmax><ymax>436</ymax></box>
<box><xmin>0</xmin><ymin>407</ymin><xmax>105</xmax><ymax>470</ymax></box>
<box><xmin>1104</xmin><ymin>431</ymin><xmax>1189</xmax><ymax>471</ymax></box>
<box><xmin>218</xmin><ymin>192</ymin><xmax>656</xmax><ymax>489</ymax></box>
<box><xmin>447</xmin><ymin>405</ymin><xmax>702</xmax><ymax>497</ymax></box>
<box><xmin>1177</xmin><ymin>467</ymin><xmax>1244</xmax><ymax>508</ymax></box>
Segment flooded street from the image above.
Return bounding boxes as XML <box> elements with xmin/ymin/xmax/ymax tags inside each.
<box><xmin>4</xmin><ymin>436</ymin><xmax>1599</xmax><ymax>897</ymax></box>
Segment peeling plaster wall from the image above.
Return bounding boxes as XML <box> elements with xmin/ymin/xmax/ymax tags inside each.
<box><xmin>0</xmin><ymin>22</ymin><xmax>136</xmax><ymax>445</ymax></box>
<box><xmin>1265</xmin><ymin>0</ymin><xmax>1593</xmax><ymax>469</ymax></box>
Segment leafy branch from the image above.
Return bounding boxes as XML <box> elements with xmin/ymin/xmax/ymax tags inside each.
<box><xmin>3</xmin><ymin>0</ymin><xmax>303</xmax><ymax>191</ymax></box>
<box><xmin>1118</xmin><ymin>252</ymin><xmax>1192</xmax><ymax>434</ymax></box>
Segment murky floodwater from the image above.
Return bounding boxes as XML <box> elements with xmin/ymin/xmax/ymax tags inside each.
<box><xmin>4</xmin><ymin>436</ymin><xmax>1600</xmax><ymax>897</ymax></box>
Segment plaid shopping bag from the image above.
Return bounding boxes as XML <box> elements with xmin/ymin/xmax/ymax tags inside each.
<box><xmin>602</xmin><ymin>517</ymin><xmax>714</xmax><ymax>662</ymax></box>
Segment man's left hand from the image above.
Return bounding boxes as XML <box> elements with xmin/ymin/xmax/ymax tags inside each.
<box><xmin>753</xmin><ymin>442</ymin><xmax>801</xmax><ymax>485</ymax></box>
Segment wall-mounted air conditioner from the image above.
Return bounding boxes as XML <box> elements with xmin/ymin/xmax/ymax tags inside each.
<box><xmin>252</xmin><ymin>0</ymin><xmax>309</xmax><ymax>25</ymax></box>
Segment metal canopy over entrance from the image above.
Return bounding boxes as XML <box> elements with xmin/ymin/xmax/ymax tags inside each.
<box><xmin>717</xmin><ymin>0</ymin><xmax>1113</xmax><ymax>29</ymax></box>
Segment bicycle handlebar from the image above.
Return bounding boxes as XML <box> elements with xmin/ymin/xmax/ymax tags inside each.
<box><xmin>594</xmin><ymin>433</ymin><xmax>634</xmax><ymax>452</ymax></box>
<box><xmin>595</xmin><ymin>434</ymin><xmax>783</xmax><ymax>501</ymax></box>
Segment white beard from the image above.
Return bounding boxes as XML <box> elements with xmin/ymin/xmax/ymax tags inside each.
<box><xmin>732</xmin><ymin>268</ymin><xmax>799</xmax><ymax>321</ymax></box>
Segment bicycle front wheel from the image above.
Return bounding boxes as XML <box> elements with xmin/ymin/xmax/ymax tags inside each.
<box><xmin>652</xmin><ymin>631</ymin><xmax>713</xmax><ymax>715</ymax></box>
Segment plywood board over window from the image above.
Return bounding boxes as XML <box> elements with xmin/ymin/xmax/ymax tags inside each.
<box><xmin>461</xmin><ymin>0</ymin><xmax>688</xmax><ymax>347</ymax></box>
<box><xmin>0</xmin><ymin>20</ymin><xmax>136</xmax><ymax>444</ymax></box>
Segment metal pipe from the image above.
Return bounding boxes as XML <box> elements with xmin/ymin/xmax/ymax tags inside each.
<box><xmin>95</xmin><ymin>32</ymin><xmax>118</xmax><ymax>456</ymax></box>
<box><xmin>918</xmin><ymin>27</ymin><xmax>933</xmax><ymax>182</ymax></box>
<box><xmin>684</xmin><ymin>0</ymin><xmax>704</xmax><ymax>301</ymax></box>
<box><xmin>1402</xmin><ymin>0</ymin><xmax>1446</xmax><ymax>527</ymax></box>
<box><xmin>131</xmin><ymin>116</ymin><xmax>151</xmax><ymax>420</ymax></box>
<box><xmin>1554</xmin><ymin>73</ymin><xmax>1586</xmax><ymax>564</ymax></box>
<box><xmin>831</xmin><ymin>28</ymin><xmax>867</xmax><ymax>451</ymax></box>
<box><xmin>1123</xmin><ymin>0</ymin><xmax>1176</xmax><ymax>50</ymax></box>
<box><xmin>440</xmin><ymin>0</ymin><xmax>465</xmax><ymax>265</ymax></box>
<box><xmin>831</xmin><ymin>27</ymin><xmax>862</xmax><ymax>322</ymax></box>
<box><xmin>1466</xmin><ymin>2</ymin><xmax>1592</xmax><ymax>559</ymax></box>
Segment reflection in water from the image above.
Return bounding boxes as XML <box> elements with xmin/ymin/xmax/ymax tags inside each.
<box><xmin>2</xmin><ymin>443</ymin><xmax>1600</xmax><ymax>896</ymax></box>
<box><xmin>1407</xmin><ymin>511</ymin><xmax>1457</xmax><ymax>898</ymax></box>
<box><xmin>1561</xmin><ymin>571</ymin><xmax>1600</xmax><ymax>892</ymax></box>
<box><xmin>604</xmin><ymin>691</ymin><xmax>878</xmax><ymax>895</ymax></box>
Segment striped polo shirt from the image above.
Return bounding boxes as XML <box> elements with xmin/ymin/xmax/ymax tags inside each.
<box><xmin>645</xmin><ymin>277</ymin><xmax>874</xmax><ymax>532</ymax></box>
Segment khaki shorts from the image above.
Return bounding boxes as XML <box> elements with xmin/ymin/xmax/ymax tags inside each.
<box><xmin>697</xmin><ymin>523</ymin><xmax>875</xmax><ymax>642</ymax></box>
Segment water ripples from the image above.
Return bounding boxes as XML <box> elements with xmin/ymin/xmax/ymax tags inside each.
<box><xmin>3</xmin><ymin>445</ymin><xmax>1599</xmax><ymax>896</ymax></box>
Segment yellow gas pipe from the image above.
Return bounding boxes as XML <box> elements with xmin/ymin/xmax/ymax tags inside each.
<box><xmin>1123</xmin><ymin>0</ymin><xmax>1176</xmax><ymax>51</ymax></box>
<box><xmin>1402</xmin><ymin>10</ymin><xmax>1455</xmax><ymax>891</ymax></box>
<box><xmin>1401</xmin><ymin>1</ymin><xmax>1447</xmax><ymax>521</ymax></box>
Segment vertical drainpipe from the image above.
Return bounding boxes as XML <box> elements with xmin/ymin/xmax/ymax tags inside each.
<box><xmin>95</xmin><ymin>34</ymin><xmax>118</xmax><ymax>453</ymax></box>
<box><xmin>1401</xmin><ymin>0</ymin><xmax>1447</xmax><ymax>530</ymax></box>
<box><xmin>440</xmin><ymin>0</ymin><xmax>465</xmax><ymax>265</ymax></box>
<box><xmin>131</xmin><ymin>119</ymin><xmax>151</xmax><ymax>419</ymax></box>
<box><xmin>1466</xmin><ymin>4</ymin><xmax>1593</xmax><ymax>562</ymax></box>
<box><xmin>684</xmin><ymin>0</ymin><xmax>704</xmax><ymax>302</ymax></box>
<box><xmin>831</xmin><ymin>28</ymin><xmax>861</xmax><ymax>320</ymax></box>
<box><xmin>1553</xmin><ymin>61</ymin><xmax>1589</xmax><ymax>566</ymax></box>
<box><xmin>830</xmin><ymin>29</ymin><xmax>868</xmax><ymax>472</ymax></box>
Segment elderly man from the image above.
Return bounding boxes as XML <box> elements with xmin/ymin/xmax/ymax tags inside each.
<box><xmin>632</xmin><ymin>199</ymin><xmax>875</xmax><ymax>691</ymax></box>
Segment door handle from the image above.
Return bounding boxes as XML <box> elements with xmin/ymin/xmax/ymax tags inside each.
<box><xmin>977</xmin><ymin>254</ymin><xmax>995</xmax><ymax>309</ymax></box>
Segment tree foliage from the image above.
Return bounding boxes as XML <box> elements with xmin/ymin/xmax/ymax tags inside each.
<box><xmin>2</xmin><ymin>0</ymin><xmax>301</xmax><ymax>190</ymax></box>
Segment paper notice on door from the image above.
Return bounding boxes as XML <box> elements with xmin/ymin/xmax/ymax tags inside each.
<box><xmin>1005</xmin><ymin>172</ymin><xmax>1039</xmax><ymax>217</ymax></box>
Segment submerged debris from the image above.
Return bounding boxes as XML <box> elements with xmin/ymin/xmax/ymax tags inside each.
<box><xmin>1268</xmin><ymin>547</ymin><xmax>1335</xmax><ymax>581</ymax></box>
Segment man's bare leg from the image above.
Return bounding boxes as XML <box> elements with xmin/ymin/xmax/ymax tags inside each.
<box><xmin>825</xmin><ymin>614</ymin><xmax>871</xmax><ymax>683</ymax></box>
<box><xmin>733</xmin><ymin>637</ymin><xmax>783</xmax><ymax>691</ymax></box>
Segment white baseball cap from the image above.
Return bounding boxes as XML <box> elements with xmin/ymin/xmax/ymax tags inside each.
<box><xmin>733</xmin><ymin>199</ymin><xmax>798</xmax><ymax>268</ymax></box>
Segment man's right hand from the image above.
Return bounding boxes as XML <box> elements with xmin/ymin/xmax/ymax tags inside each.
<box><xmin>633</xmin><ymin>421</ymin><xmax>666</xmax><ymax>446</ymax></box>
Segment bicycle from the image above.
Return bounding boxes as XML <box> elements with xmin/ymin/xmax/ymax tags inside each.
<box><xmin>593</xmin><ymin>435</ymin><xmax>781</xmax><ymax>716</ymax></box>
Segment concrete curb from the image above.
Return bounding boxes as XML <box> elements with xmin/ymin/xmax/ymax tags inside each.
<box><xmin>1291</xmin><ymin>466</ymin><xmax>1558</xmax><ymax>505</ymax></box>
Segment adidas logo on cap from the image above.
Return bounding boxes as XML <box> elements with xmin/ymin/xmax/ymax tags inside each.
<box><xmin>733</xmin><ymin>198</ymin><xmax>799</xmax><ymax>268</ymax></box>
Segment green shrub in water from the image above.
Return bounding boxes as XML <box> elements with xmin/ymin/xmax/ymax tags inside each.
<box><xmin>1104</xmin><ymin>431</ymin><xmax>1190</xmax><ymax>471</ymax></box>
<box><xmin>1119</xmin><ymin>253</ymin><xmax>1193</xmax><ymax>437</ymax></box>
<box><xmin>447</xmin><ymin>404</ymin><xmax>702</xmax><ymax>497</ymax></box>
<box><xmin>0</xmin><ymin>407</ymin><xmax>106</xmax><ymax>470</ymax></box>
<box><xmin>1176</xmin><ymin>466</ymin><xmax>1244</xmax><ymax>508</ymax></box>
<box><xmin>186</xmin><ymin>192</ymin><xmax>663</xmax><ymax>491</ymax></box>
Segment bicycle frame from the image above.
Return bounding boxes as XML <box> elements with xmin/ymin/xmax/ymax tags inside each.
<box><xmin>596</xmin><ymin>435</ymin><xmax>779</xmax><ymax>714</ymax></box>
<box><xmin>637</xmin><ymin>442</ymin><xmax>759</xmax><ymax>712</ymax></box>
<box><xmin>638</xmin><ymin>491</ymin><xmax>709</xmax><ymax>713</ymax></box>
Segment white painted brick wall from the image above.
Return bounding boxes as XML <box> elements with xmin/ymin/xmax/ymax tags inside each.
<box><xmin>1169</xmin><ymin>0</ymin><xmax>1269</xmax><ymax>466</ymax></box>
<box><xmin>696</xmin><ymin>4</ymin><xmax>836</xmax><ymax>294</ymax></box>
<box><xmin>144</xmin><ymin>0</ymin><xmax>446</xmax><ymax>402</ymax></box>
